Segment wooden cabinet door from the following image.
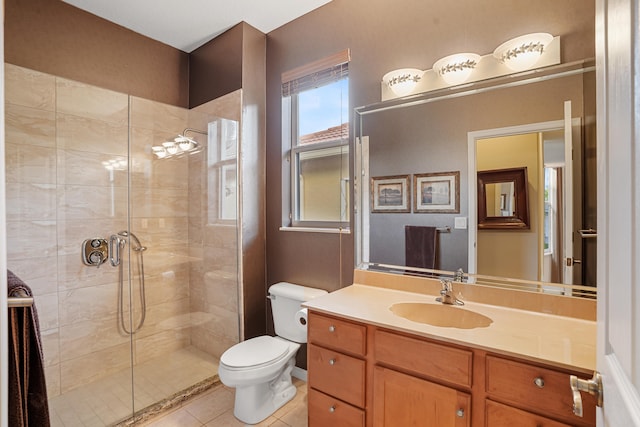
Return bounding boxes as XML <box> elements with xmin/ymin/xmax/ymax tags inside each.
<box><xmin>373</xmin><ymin>367</ymin><xmax>470</xmax><ymax>427</ymax></box>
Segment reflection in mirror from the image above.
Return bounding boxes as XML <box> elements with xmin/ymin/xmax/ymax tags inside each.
<box><xmin>355</xmin><ymin>62</ymin><xmax>597</xmax><ymax>298</ymax></box>
<box><xmin>477</xmin><ymin>167</ymin><xmax>529</xmax><ymax>229</ymax></box>
<box><xmin>485</xmin><ymin>182</ymin><xmax>514</xmax><ymax>216</ymax></box>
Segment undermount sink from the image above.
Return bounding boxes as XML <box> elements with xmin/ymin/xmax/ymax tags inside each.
<box><xmin>389</xmin><ymin>302</ymin><xmax>493</xmax><ymax>329</ymax></box>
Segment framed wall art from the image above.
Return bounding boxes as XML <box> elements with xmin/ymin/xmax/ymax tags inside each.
<box><xmin>413</xmin><ymin>171</ymin><xmax>460</xmax><ymax>213</ymax></box>
<box><xmin>371</xmin><ymin>175</ymin><xmax>410</xmax><ymax>213</ymax></box>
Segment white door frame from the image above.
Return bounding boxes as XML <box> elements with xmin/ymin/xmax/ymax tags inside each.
<box><xmin>467</xmin><ymin>118</ymin><xmax>579</xmax><ymax>279</ymax></box>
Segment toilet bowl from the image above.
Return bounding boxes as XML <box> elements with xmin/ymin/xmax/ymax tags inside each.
<box><xmin>218</xmin><ymin>336</ymin><xmax>300</xmax><ymax>424</ymax></box>
<box><xmin>217</xmin><ymin>282</ymin><xmax>327</xmax><ymax>425</ymax></box>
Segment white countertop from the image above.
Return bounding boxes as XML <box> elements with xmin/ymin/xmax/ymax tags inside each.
<box><xmin>303</xmin><ymin>284</ymin><xmax>596</xmax><ymax>372</ymax></box>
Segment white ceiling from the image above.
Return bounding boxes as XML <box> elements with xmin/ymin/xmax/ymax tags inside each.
<box><xmin>61</xmin><ymin>0</ymin><xmax>332</xmax><ymax>53</ymax></box>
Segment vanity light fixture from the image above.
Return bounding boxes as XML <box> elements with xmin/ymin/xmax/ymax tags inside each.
<box><xmin>432</xmin><ymin>53</ymin><xmax>481</xmax><ymax>85</ymax></box>
<box><xmin>152</xmin><ymin>128</ymin><xmax>205</xmax><ymax>159</ymax></box>
<box><xmin>493</xmin><ymin>32</ymin><xmax>554</xmax><ymax>71</ymax></box>
<box><xmin>382</xmin><ymin>68</ymin><xmax>425</xmax><ymax>96</ymax></box>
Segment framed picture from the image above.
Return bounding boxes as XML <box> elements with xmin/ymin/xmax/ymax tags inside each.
<box><xmin>413</xmin><ymin>171</ymin><xmax>460</xmax><ymax>213</ymax></box>
<box><xmin>371</xmin><ymin>175</ymin><xmax>410</xmax><ymax>213</ymax></box>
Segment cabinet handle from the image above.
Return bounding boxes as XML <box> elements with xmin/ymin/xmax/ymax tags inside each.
<box><xmin>533</xmin><ymin>377</ymin><xmax>545</xmax><ymax>388</ymax></box>
<box><xmin>329</xmin><ymin>405</ymin><xmax>336</xmax><ymax>413</ymax></box>
<box><xmin>329</xmin><ymin>325</ymin><xmax>336</xmax><ymax>332</ymax></box>
<box><xmin>329</xmin><ymin>358</ymin><xmax>336</xmax><ymax>365</ymax></box>
<box><xmin>456</xmin><ymin>409</ymin><xmax>464</xmax><ymax>418</ymax></box>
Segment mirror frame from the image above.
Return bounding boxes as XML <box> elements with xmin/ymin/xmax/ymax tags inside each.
<box><xmin>477</xmin><ymin>167</ymin><xmax>529</xmax><ymax>229</ymax></box>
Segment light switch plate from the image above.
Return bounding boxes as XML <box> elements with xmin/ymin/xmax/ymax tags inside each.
<box><xmin>454</xmin><ymin>217</ymin><xmax>467</xmax><ymax>229</ymax></box>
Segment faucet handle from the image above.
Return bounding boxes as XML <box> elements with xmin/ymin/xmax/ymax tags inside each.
<box><xmin>439</xmin><ymin>278</ymin><xmax>452</xmax><ymax>290</ymax></box>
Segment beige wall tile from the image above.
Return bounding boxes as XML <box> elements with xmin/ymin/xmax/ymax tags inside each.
<box><xmin>36</xmin><ymin>292</ymin><xmax>60</xmax><ymax>331</ymax></box>
<box><xmin>57</xmin><ymin>148</ymin><xmax>128</xmax><ymax>187</ymax></box>
<box><xmin>56</xmin><ymin>113</ymin><xmax>128</xmax><ymax>155</ymax></box>
<box><xmin>6</xmin><ymin>256</ymin><xmax>58</xmax><ymax>295</ymax></box>
<box><xmin>56</xmin><ymin>218</ymin><xmax>127</xmax><ymax>257</ymax></box>
<box><xmin>5</xmin><ymin>143</ymin><xmax>56</xmax><ymax>184</ymax></box>
<box><xmin>58</xmin><ymin>316</ymin><xmax>130</xmax><ymax>361</ymax></box>
<box><xmin>130</xmin><ymin>96</ymin><xmax>188</xmax><ymax>133</ymax></box>
<box><xmin>57</xmin><ymin>252</ymin><xmax>120</xmax><ymax>291</ymax></box>
<box><xmin>57</xmin><ymin>184</ymin><xmax>128</xmax><ymax>220</ymax></box>
<box><xmin>5</xmin><ymin>182</ymin><xmax>56</xmax><ymax>221</ymax></box>
<box><xmin>132</xmin><ymin>297</ymin><xmax>191</xmax><ymax>340</ymax></box>
<box><xmin>5</xmin><ymin>64</ymin><xmax>55</xmax><ymax>110</ymax></box>
<box><xmin>41</xmin><ymin>328</ymin><xmax>60</xmax><ymax>367</ymax></box>
<box><xmin>143</xmin><ymin>266</ymin><xmax>190</xmax><ymax>307</ymax></box>
<box><xmin>56</xmin><ymin>78</ymin><xmax>128</xmax><ymax>125</ymax></box>
<box><xmin>59</xmin><ymin>342</ymin><xmax>132</xmax><ymax>393</ymax></box>
<box><xmin>191</xmin><ymin>327</ymin><xmax>237</xmax><ymax>359</ymax></box>
<box><xmin>58</xmin><ymin>282</ymin><xmax>119</xmax><ymax>325</ymax></box>
<box><xmin>190</xmin><ymin>90</ymin><xmax>242</xmax><ymax>123</ymax></box>
<box><xmin>130</xmin><ymin>127</ymin><xmax>190</xmax><ymax>190</ymax></box>
<box><xmin>133</xmin><ymin>329</ymin><xmax>190</xmax><ymax>364</ymax></box>
<box><xmin>6</xmin><ymin>220</ymin><xmax>57</xmax><ymax>260</ymax></box>
<box><xmin>44</xmin><ymin>363</ymin><xmax>61</xmax><ymax>398</ymax></box>
<box><xmin>129</xmin><ymin>186</ymin><xmax>188</xmax><ymax>218</ymax></box>
<box><xmin>5</xmin><ymin>103</ymin><xmax>56</xmax><ymax>148</ymax></box>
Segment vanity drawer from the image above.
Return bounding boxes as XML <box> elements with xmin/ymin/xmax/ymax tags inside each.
<box><xmin>486</xmin><ymin>355</ymin><xmax>596</xmax><ymax>425</ymax></box>
<box><xmin>486</xmin><ymin>400</ymin><xmax>572</xmax><ymax>427</ymax></box>
<box><xmin>308</xmin><ymin>343</ymin><xmax>366</xmax><ymax>407</ymax></box>
<box><xmin>308</xmin><ymin>312</ymin><xmax>367</xmax><ymax>356</ymax></box>
<box><xmin>308</xmin><ymin>388</ymin><xmax>365</xmax><ymax>427</ymax></box>
<box><xmin>374</xmin><ymin>329</ymin><xmax>473</xmax><ymax>388</ymax></box>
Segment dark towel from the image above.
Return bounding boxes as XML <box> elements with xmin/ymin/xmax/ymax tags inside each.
<box><xmin>405</xmin><ymin>226</ymin><xmax>437</xmax><ymax>269</ymax></box>
<box><xmin>7</xmin><ymin>270</ymin><xmax>50</xmax><ymax>427</ymax></box>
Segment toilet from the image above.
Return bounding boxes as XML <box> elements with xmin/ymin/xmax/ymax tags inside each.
<box><xmin>218</xmin><ymin>282</ymin><xmax>327</xmax><ymax>424</ymax></box>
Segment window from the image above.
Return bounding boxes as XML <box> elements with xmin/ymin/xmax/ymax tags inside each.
<box><xmin>282</xmin><ymin>50</ymin><xmax>350</xmax><ymax>229</ymax></box>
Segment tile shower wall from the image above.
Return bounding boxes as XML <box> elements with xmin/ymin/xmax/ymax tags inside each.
<box><xmin>4</xmin><ymin>63</ymin><xmax>241</xmax><ymax>400</ymax></box>
<box><xmin>188</xmin><ymin>93</ymin><xmax>242</xmax><ymax>358</ymax></box>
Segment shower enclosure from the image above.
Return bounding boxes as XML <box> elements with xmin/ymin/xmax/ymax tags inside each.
<box><xmin>5</xmin><ymin>63</ymin><xmax>242</xmax><ymax>426</ymax></box>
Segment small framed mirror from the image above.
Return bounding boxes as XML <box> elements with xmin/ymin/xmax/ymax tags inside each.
<box><xmin>477</xmin><ymin>167</ymin><xmax>529</xmax><ymax>229</ymax></box>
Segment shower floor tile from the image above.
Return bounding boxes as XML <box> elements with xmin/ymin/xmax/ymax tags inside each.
<box><xmin>49</xmin><ymin>346</ymin><xmax>218</xmax><ymax>427</ymax></box>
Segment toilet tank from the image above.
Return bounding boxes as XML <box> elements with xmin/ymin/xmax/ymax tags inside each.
<box><xmin>269</xmin><ymin>282</ymin><xmax>327</xmax><ymax>343</ymax></box>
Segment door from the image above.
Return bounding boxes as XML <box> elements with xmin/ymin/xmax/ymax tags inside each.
<box><xmin>595</xmin><ymin>0</ymin><xmax>640</xmax><ymax>424</ymax></box>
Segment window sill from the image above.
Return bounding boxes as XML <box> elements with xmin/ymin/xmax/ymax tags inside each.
<box><xmin>279</xmin><ymin>226</ymin><xmax>351</xmax><ymax>234</ymax></box>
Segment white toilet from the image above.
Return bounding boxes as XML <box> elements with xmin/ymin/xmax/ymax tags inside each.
<box><xmin>218</xmin><ymin>282</ymin><xmax>327</xmax><ymax>425</ymax></box>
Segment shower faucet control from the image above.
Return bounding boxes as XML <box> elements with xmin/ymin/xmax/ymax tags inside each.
<box><xmin>82</xmin><ymin>238</ymin><xmax>109</xmax><ymax>268</ymax></box>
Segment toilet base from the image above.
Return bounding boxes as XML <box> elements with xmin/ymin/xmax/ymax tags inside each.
<box><xmin>232</xmin><ymin>357</ymin><xmax>297</xmax><ymax>425</ymax></box>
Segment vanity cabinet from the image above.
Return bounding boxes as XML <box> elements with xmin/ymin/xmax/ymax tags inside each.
<box><xmin>307</xmin><ymin>310</ymin><xmax>596</xmax><ymax>427</ymax></box>
<box><xmin>307</xmin><ymin>312</ymin><xmax>367</xmax><ymax>427</ymax></box>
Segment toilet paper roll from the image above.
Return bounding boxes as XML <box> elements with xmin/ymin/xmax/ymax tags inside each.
<box><xmin>295</xmin><ymin>308</ymin><xmax>308</xmax><ymax>330</ymax></box>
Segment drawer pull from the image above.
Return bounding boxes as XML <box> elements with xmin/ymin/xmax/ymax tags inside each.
<box><xmin>329</xmin><ymin>325</ymin><xmax>336</xmax><ymax>332</ymax></box>
<box><xmin>329</xmin><ymin>358</ymin><xmax>336</xmax><ymax>365</ymax></box>
<box><xmin>329</xmin><ymin>405</ymin><xmax>336</xmax><ymax>413</ymax></box>
<box><xmin>533</xmin><ymin>377</ymin><xmax>545</xmax><ymax>388</ymax></box>
<box><xmin>456</xmin><ymin>409</ymin><xmax>464</xmax><ymax>418</ymax></box>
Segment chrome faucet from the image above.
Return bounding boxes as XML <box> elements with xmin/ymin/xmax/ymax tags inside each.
<box><xmin>436</xmin><ymin>278</ymin><xmax>464</xmax><ymax>305</ymax></box>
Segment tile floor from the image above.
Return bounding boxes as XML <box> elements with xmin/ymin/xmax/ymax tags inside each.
<box><xmin>49</xmin><ymin>346</ymin><xmax>218</xmax><ymax>426</ymax></box>
<box><xmin>139</xmin><ymin>378</ymin><xmax>308</xmax><ymax>427</ymax></box>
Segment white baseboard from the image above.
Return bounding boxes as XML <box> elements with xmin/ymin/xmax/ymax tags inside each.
<box><xmin>292</xmin><ymin>366</ymin><xmax>307</xmax><ymax>382</ymax></box>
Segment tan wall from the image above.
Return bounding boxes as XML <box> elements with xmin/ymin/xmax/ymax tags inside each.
<box><xmin>265</xmin><ymin>0</ymin><xmax>595</xmax><ymax>293</ymax></box>
<box><xmin>477</xmin><ymin>133</ymin><xmax>541</xmax><ymax>280</ymax></box>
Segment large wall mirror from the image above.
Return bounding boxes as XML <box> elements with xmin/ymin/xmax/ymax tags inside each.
<box><xmin>355</xmin><ymin>61</ymin><xmax>597</xmax><ymax>298</ymax></box>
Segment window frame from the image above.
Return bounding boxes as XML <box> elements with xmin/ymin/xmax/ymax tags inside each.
<box><xmin>281</xmin><ymin>51</ymin><xmax>351</xmax><ymax>230</ymax></box>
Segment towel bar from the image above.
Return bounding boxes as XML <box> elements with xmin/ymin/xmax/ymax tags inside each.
<box><xmin>8</xmin><ymin>290</ymin><xmax>34</xmax><ymax>308</ymax></box>
<box><xmin>8</xmin><ymin>296</ymin><xmax>33</xmax><ymax>308</ymax></box>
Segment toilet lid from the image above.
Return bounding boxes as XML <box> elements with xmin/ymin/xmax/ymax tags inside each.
<box><xmin>221</xmin><ymin>336</ymin><xmax>290</xmax><ymax>368</ymax></box>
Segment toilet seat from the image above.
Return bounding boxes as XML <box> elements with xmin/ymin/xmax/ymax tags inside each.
<box><xmin>220</xmin><ymin>336</ymin><xmax>291</xmax><ymax>370</ymax></box>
